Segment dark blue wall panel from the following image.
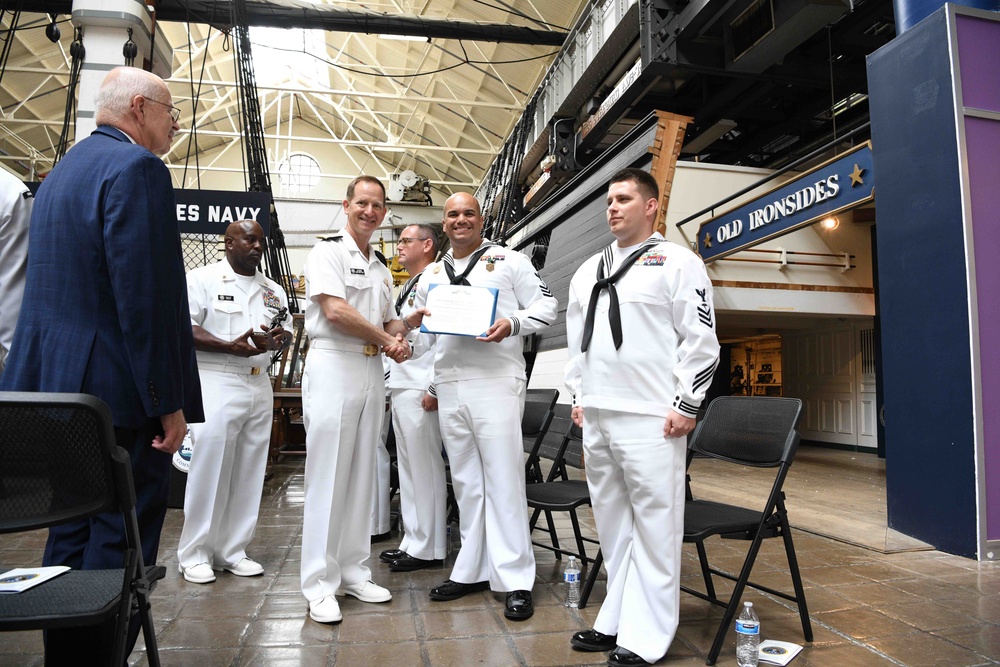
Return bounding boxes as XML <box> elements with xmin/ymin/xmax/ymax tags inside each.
<box><xmin>868</xmin><ymin>8</ymin><xmax>978</xmax><ymax>556</ymax></box>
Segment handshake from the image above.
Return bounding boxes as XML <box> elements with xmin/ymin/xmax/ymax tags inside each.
<box><xmin>382</xmin><ymin>335</ymin><xmax>412</xmax><ymax>363</ymax></box>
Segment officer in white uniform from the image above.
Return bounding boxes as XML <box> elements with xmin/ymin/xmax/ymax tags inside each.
<box><xmin>414</xmin><ymin>192</ymin><xmax>557</xmax><ymax>621</ymax></box>
<box><xmin>564</xmin><ymin>169</ymin><xmax>720</xmax><ymax>667</ymax></box>
<box><xmin>300</xmin><ymin>175</ymin><xmax>419</xmax><ymax>625</ymax></box>
<box><xmin>177</xmin><ymin>220</ymin><xmax>290</xmax><ymax>584</ymax></box>
<box><xmin>379</xmin><ymin>223</ymin><xmax>448</xmax><ymax>572</ymax></box>
<box><xmin>0</xmin><ymin>168</ymin><xmax>32</xmax><ymax>375</ymax></box>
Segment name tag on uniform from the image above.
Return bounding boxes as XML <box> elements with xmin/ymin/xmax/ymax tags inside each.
<box><xmin>217</xmin><ymin>295</ymin><xmax>235</xmax><ymax>301</ymax></box>
<box><xmin>350</xmin><ymin>268</ymin><xmax>366</xmax><ymax>275</ymax></box>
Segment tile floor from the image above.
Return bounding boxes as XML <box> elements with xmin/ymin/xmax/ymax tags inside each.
<box><xmin>2</xmin><ymin>449</ymin><xmax>999</xmax><ymax>667</ymax></box>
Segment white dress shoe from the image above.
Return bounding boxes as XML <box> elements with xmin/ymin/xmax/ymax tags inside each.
<box><xmin>220</xmin><ymin>557</ymin><xmax>264</xmax><ymax>577</ymax></box>
<box><xmin>308</xmin><ymin>595</ymin><xmax>342</xmax><ymax>624</ymax></box>
<box><xmin>338</xmin><ymin>580</ymin><xmax>391</xmax><ymax>603</ymax></box>
<box><xmin>179</xmin><ymin>562</ymin><xmax>216</xmax><ymax>584</ymax></box>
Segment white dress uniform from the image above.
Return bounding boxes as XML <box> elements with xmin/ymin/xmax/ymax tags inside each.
<box><xmin>0</xmin><ymin>169</ymin><xmax>32</xmax><ymax>373</ymax></box>
<box><xmin>388</xmin><ymin>269</ymin><xmax>447</xmax><ymax>561</ymax></box>
<box><xmin>565</xmin><ymin>233</ymin><xmax>720</xmax><ymax>663</ymax></box>
<box><xmin>300</xmin><ymin>233</ymin><xmax>397</xmax><ymax>604</ymax></box>
<box><xmin>177</xmin><ymin>259</ymin><xmax>289</xmax><ymax>571</ymax></box>
<box><xmin>414</xmin><ymin>241</ymin><xmax>557</xmax><ymax>591</ymax></box>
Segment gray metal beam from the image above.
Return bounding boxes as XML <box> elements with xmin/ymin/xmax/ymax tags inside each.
<box><xmin>30</xmin><ymin>0</ymin><xmax>568</xmax><ymax>46</ymax></box>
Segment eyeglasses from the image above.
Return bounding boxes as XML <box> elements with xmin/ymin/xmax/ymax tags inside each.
<box><xmin>397</xmin><ymin>237</ymin><xmax>429</xmax><ymax>246</ymax></box>
<box><xmin>143</xmin><ymin>96</ymin><xmax>181</xmax><ymax>122</ymax></box>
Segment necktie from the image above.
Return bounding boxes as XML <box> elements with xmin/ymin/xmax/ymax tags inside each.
<box><xmin>443</xmin><ymin>243</ymin><xmax>495</xmax><ymax>286</ymax></box>
<box><xmin>580</xmin><ymin>240</ymin><xmax>659</xmax><ymax>352</ymax></box>
<box><xmin>395</xmin><ymin>272</ymin><xmax>421</xmax><ymax>316</ymax></box>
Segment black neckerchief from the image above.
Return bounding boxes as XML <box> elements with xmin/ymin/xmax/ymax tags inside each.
<box><xmin>443</xmin><ymin>241</ymin><xmax>497</xmax><ymax>286</ymax></box>
<box><xmin>395</xmin><ymin>270</ymin><xmax>423</xmax><ymax>316</ymax></box>
<box><xmin>580</xmin><ymin>236</ymin><xmax>661</xmax><ymax>352</ymax></box>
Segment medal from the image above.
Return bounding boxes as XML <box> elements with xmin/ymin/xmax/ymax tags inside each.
<box><xmin>408</xmin><ymin>296</ymin><xmax>414</xmax><ymax>306</ymax></box>
<box><xmin>487</xmin><ymin>263</ymin><xmax>494</xmax><ymax>272</ymax></box>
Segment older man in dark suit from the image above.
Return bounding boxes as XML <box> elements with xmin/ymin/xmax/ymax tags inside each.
<box><xmin>0</xmin><ymin>66</ymin><xmax>203</xmax><ymax>662</ymax></box>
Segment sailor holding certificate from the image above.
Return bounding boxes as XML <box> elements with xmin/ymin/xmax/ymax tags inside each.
<box><xmin>413</xmin><ymin>192</ymin><xmax>557</xmax><ymax>621</ymax></box>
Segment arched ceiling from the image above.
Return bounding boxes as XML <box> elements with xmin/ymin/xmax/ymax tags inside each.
<box><xmin>0</xmin><ymin>1</ymin><xmax>587</xmax><ymax>199</ymax></box>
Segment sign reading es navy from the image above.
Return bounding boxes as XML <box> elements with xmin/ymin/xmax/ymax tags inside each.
<box><xmin>697</xmin><ymin>142</ymin><xmax>874</xmax><ymax>262</ymax></box>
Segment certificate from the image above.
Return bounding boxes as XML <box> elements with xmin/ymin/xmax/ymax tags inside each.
<box><xmin>421</xmin><ymin>284</ymin><xmax>499</xmax><ymax>337</ymax></box>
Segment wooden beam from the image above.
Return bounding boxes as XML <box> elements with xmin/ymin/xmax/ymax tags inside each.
<box><xmin>648</xmin><ymin>111</ymin><xmax>693</xmax><ymax>236</ymax></box>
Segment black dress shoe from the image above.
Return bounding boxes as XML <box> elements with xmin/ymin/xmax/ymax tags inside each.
<box><xmin>371</xmin><ymin>531</ymin><xmax>392</xmax><ymax>544</ymax></box>
<box><xmin>607</xmin><ymin>647</ymin><xmax>653</xmax><ymax>666</ymax></box>
<box><xmin>379</xmin><ymin>549</ymin><xmax>406</xmax><ymax>563</ymax></box>
<box><xmin>389</xmin><ymin>555</ymin><xmax>442</xmax><ymax>572</ymax></box>
<box><xmin>571</xmin><ymin>629</ymin><xmax>618</xmax><ymax>652</ymax></box>
<box><xmin>429</xmin><ymin>579</ymin><xmax>490</xmax><ymax>601</ymax></box>
<box><xmin>504</xmin><ymin>590</ymin><xmax>534</xmax><ymax>620</ymax></box>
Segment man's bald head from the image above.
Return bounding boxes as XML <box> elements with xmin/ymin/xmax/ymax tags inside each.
<box><xmin>224</xmin><ymin>220</ymin><xmax>265</xmax><ymax>276</ymax></box>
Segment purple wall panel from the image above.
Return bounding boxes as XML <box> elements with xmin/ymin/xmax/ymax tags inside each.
<box><xmin>957</xmin><ymin>15</ymin><xmax>1000</xmax><ymax>112</ymax></box>
<box><xmin>966</xmin><ymin>114</ymin><xmax>1000</xmax><ymax>540</ymax></box>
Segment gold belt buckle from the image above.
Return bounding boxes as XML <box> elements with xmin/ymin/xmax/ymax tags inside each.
<box><xmin>250</xmin><ymin>367</ymin><xmax>261</xmax><ymax>376</ymax></box>
<box><xmin>363</xmin><ymin>343</ymin><xmax>379</xmax><ymax>357</ymax></box>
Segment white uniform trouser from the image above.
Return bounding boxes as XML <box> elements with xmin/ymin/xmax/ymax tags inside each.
<box><xmin>584</xmin><ymin>407</ymin><xmax>686</xmax><ymax>663</ymax></box>
<box><xmin>371</xmin><ymin>407</ymin><xmax>392</xmax><ymax>535</ymax></box>
<box><xmin>437</xmin><ymin>377</ymin><xmax>535</xmax><ymax>591</ymax></box>
<box><xmin>300</xmin><ymin>349</ymin><xmax>384</xmax><ymax>603</ymax></box>
<box><xmin>391</xmin><ymin>388</ymin><xmax>447</xmax><ymax>561</ymax></box>
<box><xmin>177</xmin><ymin>368</ymin><xmax>272</xmax><ymax>569</ymax></box>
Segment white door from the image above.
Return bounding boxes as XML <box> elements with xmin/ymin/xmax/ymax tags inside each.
<box><xmin>783</xmin><ymin>326</ymin><xmax>858</xmax><ymax>447</ymax></box>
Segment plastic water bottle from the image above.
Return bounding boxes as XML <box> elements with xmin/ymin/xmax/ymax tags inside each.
<box><xmin>735</xmin><ymin>601</ymin><xmax>760</xmax><ymax>667</ymax></box>
<box><xmin>563</xmin><ymin>556</ymin><xmax>581</xmax><ymax>608</ymax></box>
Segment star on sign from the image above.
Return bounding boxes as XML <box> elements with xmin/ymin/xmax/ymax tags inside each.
<box><xmin>849</xmin><ymin>164</ymin><xmax>865</xmax><ymax>187</ymax></box>
<box><xmin>702</xmin><ymin>232</ymin><xmax>712</xmax><ymax>248</ymax></box>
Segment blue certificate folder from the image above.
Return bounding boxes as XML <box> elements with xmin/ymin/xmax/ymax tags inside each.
<box><xmin>420</xmin><ymin>284</ymin><xmax>499</xmax><ymax>337</ymax></box>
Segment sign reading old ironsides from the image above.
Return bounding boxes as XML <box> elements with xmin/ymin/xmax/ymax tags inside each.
<box><xmin>696</xmin><ymin>142</ymin><xmax>874</xmax><ymax>262</ymax></box>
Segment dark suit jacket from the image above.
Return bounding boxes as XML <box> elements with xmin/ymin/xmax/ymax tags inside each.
<box><xmin>0</xmin><ymin>126</ymin><xmax>203</xmax><ymax>428</ymax></box>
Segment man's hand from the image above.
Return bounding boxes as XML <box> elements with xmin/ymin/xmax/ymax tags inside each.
<box><xmin>262</xmin><ymin>325</ymin><xmax>291</xmax><ymax>350</ymax></box>
<box><xmin>476</xmin><ymin>317</ymin><xmax>512</xmax><ymax>343</ymax></box>
<box><xmin>571</xmin><ymin>406</ymin><xmax>584</xmax><ymax>427</ymax></box>
<box><xmin>403</xmin><ymin>307</ymin><xmax>431</xmax><ymax>332</ymax></box>
<box><xmin>664</xmin><ymin>411</ymin><xmax>696</xmax><ymax>440</ymax></box>
<box><xmin>153</xmin><ymin>409</ymin><xmax>187</xmax><ymax>453</ymax></box>
<box><xmin>422</xmin><ymin>393</ymin><xmax>438</xmax><ymax>412</ymax></box>
<box><xmin>229</xmin><ymin>328</ymin><xmax>268</xmax><ymax>357</ymax></box>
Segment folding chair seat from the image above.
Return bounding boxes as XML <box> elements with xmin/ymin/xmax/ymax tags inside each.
<box><xmin>682</xmin><ymin>396</ymin><xmax>812</xmax><ymax>665</ymax></box>
<box><xmin>0</xmin><ymin>392</ymin><xmax>165</xmax><ymax>666</ymax></box>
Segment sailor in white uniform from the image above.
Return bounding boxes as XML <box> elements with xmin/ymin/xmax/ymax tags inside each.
<box><xmin>565</xmin><ymin>168</ymin><xmax>720</xmax><ymax>666</ymax></box>
<box><xmin>379</xmin><ymin>223</ymin><xmax>448</xmax><ymax>572</ymax></box>
<box><xmin>414</xmin><ymin>192</ymin><xmax>557</xmax><ymax>621</ymax></box>
<box><xmin>299</xmin><ymin>176</ymin><xmax>419</xmax><ymax>625</ymax></box>
<box><xmin>177</xmin><ymin>220</ymin><xmax>290</xmax><ymax>585</ymax></box>
<box><xmin>0</xmin><ymin>168</ymin><xmax>32</xmax><ymax>375</ymax></box>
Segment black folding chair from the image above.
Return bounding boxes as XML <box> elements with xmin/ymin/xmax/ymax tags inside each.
<box><xmin>525</xmin><ymin>413</ymin><xmax>603</xmax><ymax>604</ymax></box>
<box><xmin>0</xmin><ymin>392</ymin><xmax>166</xmax><ymax>666</ymax></box>
<box><xmin>683</xmin><ymin>396</ymin><xmax>812</xmax><ymax>665</ymax></box>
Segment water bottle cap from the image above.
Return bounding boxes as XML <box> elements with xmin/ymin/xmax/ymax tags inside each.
<box><xmin>744</xmin><ymin>601</ymin><xmax>753</xmax><ymax>607</ymax></box>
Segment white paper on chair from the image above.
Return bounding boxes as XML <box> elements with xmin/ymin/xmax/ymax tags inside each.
<box><xmin>758</xmin><ymin>640</ymin><xmax>803</xmax><ymax>665</ymax></box>
<box><xmin>0</xmin><ymin>566</ymin><xmax>71</xmax><ymax>593</ymax></box>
